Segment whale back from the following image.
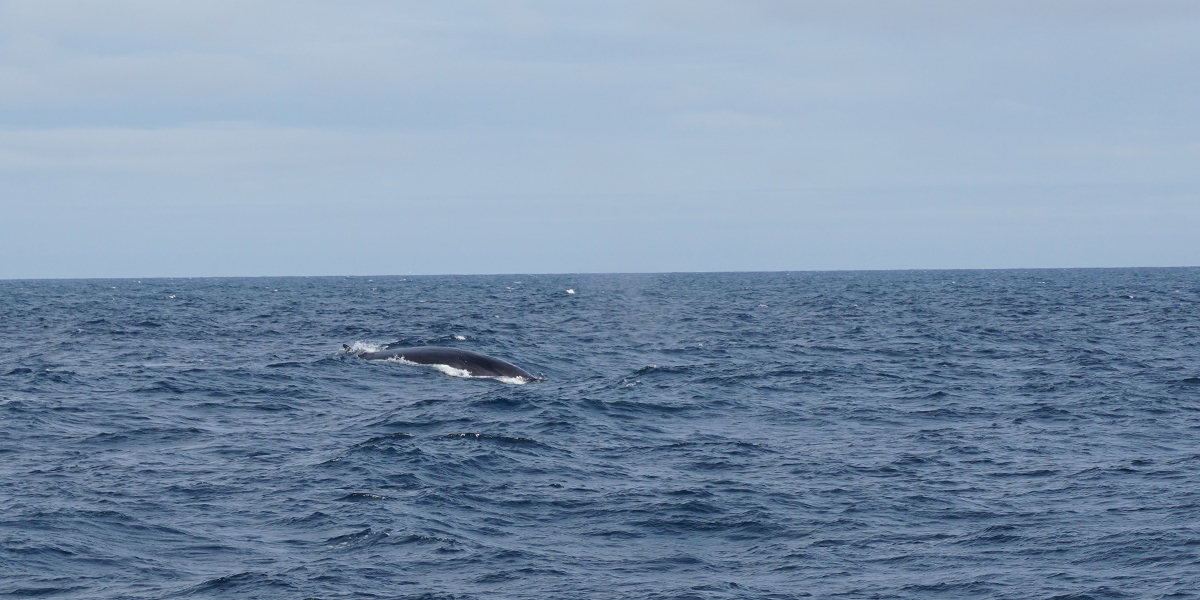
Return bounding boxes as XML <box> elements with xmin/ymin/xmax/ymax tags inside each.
<box><xmin>352</xmin><ymin>345</ymin><xmax>537</xmax><ymax>380</ymax></box>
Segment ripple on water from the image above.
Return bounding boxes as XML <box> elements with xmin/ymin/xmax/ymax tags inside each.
<box><xmin>2</xmin><ymin>270</ymin><xmax>1200</xmax><ymax>599</ymax></box>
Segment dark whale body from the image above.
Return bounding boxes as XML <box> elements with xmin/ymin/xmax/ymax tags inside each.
<box><xmin>345</xmin><ymin>345</ymin><xmax>538</xmax><ymax>381</ymax></box>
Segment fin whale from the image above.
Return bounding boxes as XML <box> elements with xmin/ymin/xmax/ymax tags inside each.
<box><xmin>344</xmin><ymin>345</ymin><xmax>538</xmax><ymax>381</ymax></box>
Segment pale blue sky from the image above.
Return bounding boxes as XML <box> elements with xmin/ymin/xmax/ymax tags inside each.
<box><xmin>2</xmin><ymin>1</ymin><xmax>1198</xmax><ymax>278</ymax></box>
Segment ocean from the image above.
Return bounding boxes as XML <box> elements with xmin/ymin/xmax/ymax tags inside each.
<box><xmin>2</xmin><ymin>269</ymin><xmax>1198</xmax><ymax>599</ymax></box>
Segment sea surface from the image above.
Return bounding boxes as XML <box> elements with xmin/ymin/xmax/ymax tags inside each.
<box><xmin>2</xmin><ymin>269</ymin><xmax>1199</xmax><ymax>600</ymax></box>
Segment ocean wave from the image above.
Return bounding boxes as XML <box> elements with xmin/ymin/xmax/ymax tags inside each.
<box><xmin>4</xmin><ymin>269</ymin><xmax>1200</xmax><ymax>599</ymax></box>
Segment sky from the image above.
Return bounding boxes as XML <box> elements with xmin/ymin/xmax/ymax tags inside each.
<box><xmin>1</xmin><ymin>0</ymin><xmax>1198</xmax><ymax>278</ymax></box>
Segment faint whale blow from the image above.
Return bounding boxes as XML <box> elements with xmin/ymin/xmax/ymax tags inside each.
<box><xmin>344</xmin><ymin>345</ymin><xmax>539</xmax><ymax>383</ymax></box>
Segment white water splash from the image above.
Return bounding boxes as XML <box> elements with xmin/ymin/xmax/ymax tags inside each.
<box><xmin>345</xmin><ymin>341</ymin><xmax>387</xmax><ymax>354</ymax></box>
<box><xmin>384</xmin><ymin>356</ymin><xmax>529</xmax><ymax>384</ymax></box>
<box><xmin>494</xmin><ymin>376</ymin><xmax>530</xmax><ymax>385</ymax></box>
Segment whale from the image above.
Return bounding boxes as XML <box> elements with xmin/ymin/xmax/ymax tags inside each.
<box><xmin>344</xmin><ymin>345</ymin><xmax>539</xmax><ymax>381</ymax></box>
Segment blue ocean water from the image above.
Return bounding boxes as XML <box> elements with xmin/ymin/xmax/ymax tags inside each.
<box><xmin>2</xmin><ymin>269</ymin><xmax>1199</xmax><ymax>599</ymax></box>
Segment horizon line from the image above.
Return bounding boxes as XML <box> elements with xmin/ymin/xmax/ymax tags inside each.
<box><xmin>3</xmin><ymin>264</ymin><xmax>1198</xmax><ymax>282</ymax></box>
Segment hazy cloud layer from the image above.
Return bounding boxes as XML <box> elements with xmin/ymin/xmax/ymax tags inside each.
<box><xmin>2</xmin><ymin>1</ymin><xmax>1198</xmax><ymax>277</ymax></box>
